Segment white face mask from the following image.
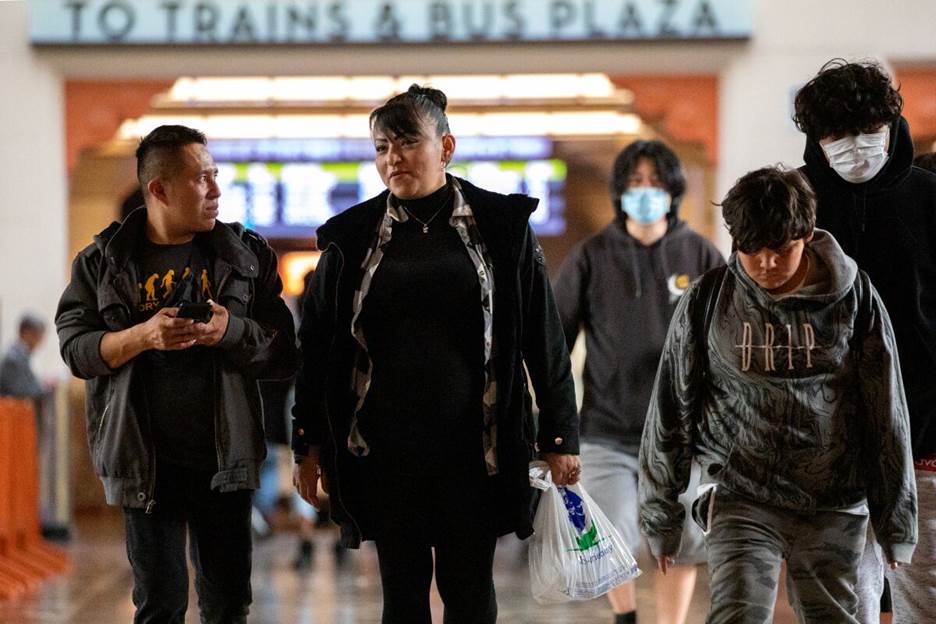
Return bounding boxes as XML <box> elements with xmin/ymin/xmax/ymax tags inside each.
<box><xmin>821</xmin><ymin>127</ymin><xmax>890</xmax><ymax>184</ymax></box>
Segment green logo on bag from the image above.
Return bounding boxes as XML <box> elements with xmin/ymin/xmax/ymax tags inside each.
<box><xmin>575</xmin><ymin>522</ymin><xmax>600</xmax><ymax>551</ymax></box>
<box><xmin>561</xmin><ymin>487</ymin><xmax>605</xmax><ymax>552</ymax></box>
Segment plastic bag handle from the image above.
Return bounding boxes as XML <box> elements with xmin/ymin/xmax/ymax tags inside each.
<box><xmin>529</xmin><ymin>460</ymin><xmax>553</xmax><ymax>491</ymax></box>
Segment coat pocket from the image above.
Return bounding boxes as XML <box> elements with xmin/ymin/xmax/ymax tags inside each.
<box><xmin>218</xmin><ymin>278</ymin><xmax>252</xmax><ymax>316</ymax></box>
<box><xmin>690</xmin><ymin>484</ymin><xmax>718</xmax><ymax>535</ymax></box>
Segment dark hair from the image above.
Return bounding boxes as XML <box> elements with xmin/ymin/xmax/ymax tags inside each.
<box><xmin>136</xmin><ymin>125</ymin><xmax>207</xmax><ymax>193</ymax></box>
<box><xmin>369</xmin><ymin>84</ymin><xmax>450</xmax><ymax>140</ymax></box>
<box><xmin>914</xmin><ymin>152</ymin><xmax>936</xmax><ymax>174</ymax></box>
<box><xmin>720</xmin><ymin>166</ymin><xmax>816</xmax><ymax>254</ymax></box>
<box><xmin>609</xmin><ymin>140</ymin><xmax>687</xmax><ymax>218</ymax></box>
<box><xmin>19</xmin><ymin>313</ymin><xmax>45</xmax><ymax>334</ymax></box>
<box><xmin>793</xmin><ymin>59</ymin><xmax>903</xmax><ymax>140</ymax></box>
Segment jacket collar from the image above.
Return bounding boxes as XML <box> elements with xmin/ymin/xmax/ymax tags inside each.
<box><xmin>315</xmin><ymin>175</ymin><xmax>538</xmax><ymax>259</ymax></box>
<box><xmin>96</xmin><ymin>207</ymin><xmax>258</xmax><ymax>278</ymax></box>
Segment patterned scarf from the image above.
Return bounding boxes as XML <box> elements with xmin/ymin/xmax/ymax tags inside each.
<box><xmin>346</xmin><ymin>178</ymin><xmax>501</xmax><ymax>475</ymax></box>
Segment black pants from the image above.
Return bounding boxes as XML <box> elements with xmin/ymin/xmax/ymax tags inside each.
<box><xmin>375</xmin><ymin>533</ymin><xmax>498</xmax><ymax>624</ymax></box>
<box><xmin>123</xmin><ymin>464</ymin><xmax>253</xmax><ymax>624</ymax></box>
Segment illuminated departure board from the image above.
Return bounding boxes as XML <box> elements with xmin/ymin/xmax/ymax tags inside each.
<box><xmin>216</xmin><ymin>159</ymin><xmax>567</xmax><ymax>237</ymax></box>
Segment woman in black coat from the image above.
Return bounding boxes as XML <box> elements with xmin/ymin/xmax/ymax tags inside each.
<box><xmin>292</xmin><ymin>84</ymin><xmax>580</xmax><ymax>623</ymax></box>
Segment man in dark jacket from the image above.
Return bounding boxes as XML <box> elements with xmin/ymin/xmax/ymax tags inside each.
<box><xmin>795</xmin><ymin>58</ymin><xmax>936</xmax><ymax>624</ymax></box>
<box><xmin>56</xmin><ymin>125</ymin><xmax>298</xmax><ymax>624</ymax></box>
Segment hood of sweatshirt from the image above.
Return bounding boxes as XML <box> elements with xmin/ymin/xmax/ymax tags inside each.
<box><xmin>729</xmin><ymin>229</ymin><xmax>857</xmax><ymax>309</ymax></box>
<box><xmin>608</xmin><ymin>218</ymin><xmax>699</xmax><ymax>299</ymax></box>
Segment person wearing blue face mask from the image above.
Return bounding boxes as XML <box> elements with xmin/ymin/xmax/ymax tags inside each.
<box><xmin>795</xmin><ymin>59</ymin><xmax>936</xmax><ymax>624</ymax></box>
<box><xmin>555</xmin><ymin>140</ymin><xmax>723</xmax><ymax>624</ymax></box>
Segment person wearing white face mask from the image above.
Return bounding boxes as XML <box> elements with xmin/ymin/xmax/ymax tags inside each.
<box><xmin>555</xmin><ymin>140</ymin><xmax>723</xmax><ymax>624</ymax></box>
<box><xmin>795</xmin><ymin>58</ymin><xmax>936</xmax><ymax>624</ymax></box>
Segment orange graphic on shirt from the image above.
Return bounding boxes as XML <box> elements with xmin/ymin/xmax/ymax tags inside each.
<box><xmin>201</xmin><ymin>269</ymin><xmax>213</xmax><ymax>299</ymax></box>
<box><xmin>138</xmin><ymin>267</ymin><xmax>213</xmax><ymax>313</ymax></box>
<box><xmin>161</xmin><ymin>270</ymin><xmax>176</xmax><ymax>298</ymax></box>
<box><xmin>144</xmin><ymin>274</ymin><xmax>159</xmax><ymax>301</ymax></box>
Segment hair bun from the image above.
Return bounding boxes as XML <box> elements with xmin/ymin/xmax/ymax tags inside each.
<box><xmin>407</xmin><ymin>84</ymin><xmax>447</xmax><ymax>113</ymax></box>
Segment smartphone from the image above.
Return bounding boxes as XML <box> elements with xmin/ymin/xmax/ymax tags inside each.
<box><xmin>177</xmin><ymin>301</ymin><xmax>213</xmax><ymax>323</ymax></box>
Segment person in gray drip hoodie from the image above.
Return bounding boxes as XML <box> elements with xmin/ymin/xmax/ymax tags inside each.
<box><xmin>555</xmin><ymin>140</ymin><xmax>722</xmax><ymax>624</ymax></box>
<box><xmin>639</xmin><ymin>166</ymin><xmax>917</xmax><ymax>624</ymax></box>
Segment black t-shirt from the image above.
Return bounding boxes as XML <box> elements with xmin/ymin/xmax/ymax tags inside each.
<box><xmin>134</xmin><ymin>239</ymin><xmax>217</xmax><ymax>470</ymax></box>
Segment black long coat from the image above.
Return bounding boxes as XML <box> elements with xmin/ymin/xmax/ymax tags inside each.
<box><xmin>291</xmin><ymin>177</ymin><xmax>579</xmax><ymax>547</ymax></box>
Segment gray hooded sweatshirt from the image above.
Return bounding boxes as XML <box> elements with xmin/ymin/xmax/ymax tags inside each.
<box><xmin>554</xmin><ymin>218</ymin><xmax>723</xmax><ymax>452</ymax></box>
<box><xmin>639</xmin><ymin>230</ymin><xmax>917</xmax><ymax>564</ymax></box>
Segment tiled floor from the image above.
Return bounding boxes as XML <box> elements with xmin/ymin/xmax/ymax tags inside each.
<box><xmin>0</xmin><ymin>509</ymin><xmax>799</xmax><ymax>623</ymax></box>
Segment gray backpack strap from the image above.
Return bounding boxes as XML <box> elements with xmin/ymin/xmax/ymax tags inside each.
<box><xmin>694</xmin><ymin>265</ymin><xmax>728</xmax><ymax>382</ymax></box>
<box><xmin>851</xmin><ymin>269</ymin><xmax>873</xmax><ymax>356</ymax></box>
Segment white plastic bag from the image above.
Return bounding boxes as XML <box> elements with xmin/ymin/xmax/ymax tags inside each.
<box><xmin>528</xmin><ymin>461</ymin><xmax>640</xmax><ymax>603</ymax></box>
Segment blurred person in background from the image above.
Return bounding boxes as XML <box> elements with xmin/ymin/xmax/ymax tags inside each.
<box><xmin>795</xmin><ymin>59</ymin><xmax>936</xmax><ymax>624</ymax></box>
<box><xmin>56</xmin><ymin>124</ymin><xmax>298</xmax><ymax>624</ymax></box>
<box><xmin>554</xmin><ymin>140</ymin><xmax>723</xmax><ymax>624</ymax></box>
<box><xmin>0</xmin><ymin>313</ymin><xmax>49</xmax><ymax>402</ymax></box>
<box><xmin>292</xmin><ymin>84</ymin><xmax>580</xmax><ymax>623</ymax></box>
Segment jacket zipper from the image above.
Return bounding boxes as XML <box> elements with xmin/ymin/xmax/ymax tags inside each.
<box><xmin>141</xmin><ymin>379</ymin><xmax>159</xmax><ymax>514</ymax></box>
<box><xmin>97</xmin><ymin>400</ymin><xmax>111</xmax><ymax>440</ymax></box>
<box><xmin>321</xmin><ymin>242</ymin><xmax>362</xmax><ymax>539</ymax></box>
<box><xmin>212</xmin><ymin>263</ymin><xmax>235</xmax><ymax>473</ymax></box>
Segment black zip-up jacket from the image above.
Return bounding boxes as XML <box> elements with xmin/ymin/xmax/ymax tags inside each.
<box><xmin>291</xmin><ymin>177</ymin><xmax>579</xmax><ymax>547</ymax></box>
<box><xmin>56</xmin><ymin>208</ymin><xmax>298</xmax><ymax>509</ymax></box>
<box><xmin>802</xmin><ymin>116</ymin><xmax>936</xmax><ymax>459</ymax></box>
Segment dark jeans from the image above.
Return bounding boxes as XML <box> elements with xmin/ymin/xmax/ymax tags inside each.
<box><xmin>375</xmin><ymin>533</ymin><xmax>498</xmax><ymax>624</ymax></box>
<box><xmin>123</xmin><ymin>464</ymin><xmax>253</xmax><ymax>624</ymax></box>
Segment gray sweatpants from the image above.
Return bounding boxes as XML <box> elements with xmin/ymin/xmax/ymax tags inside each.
<box><xmin>701</xmin><ymin>488</ymin><xmax>868</xmax><ymax>624</ymax></box>
<box><xmin>854</xmin><ymin>529</ymin><xmax>885</xmax><ymax>624</ymax></box>
<box><xmin>888</xmin><ymin>469</ymin><xmax>936</xmax><ymax>622</ymax></box>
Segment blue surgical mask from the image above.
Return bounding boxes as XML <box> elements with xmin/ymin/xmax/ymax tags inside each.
<box><xmin>621</xmin><ymin>187</ymin><xmax>671</xmax><ymax>224</ymax></box>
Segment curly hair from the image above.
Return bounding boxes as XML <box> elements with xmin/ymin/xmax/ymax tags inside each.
<box><xmin>369</xmin><ymin>84</ymin><xmax>450</xmax><ymax>140</ymax></box>
<box><xmin>720</xmin><ymin>166</ymin><xmax>816</xmax><ymax>254</ymax></box>
<box><xmin>793</xmin><ymin>59</ymin><xmax>902</xmax><ymax>140</ymax></box>
<box><xmin>609</xmin><ymin>140</ymin><xmax>686</xmax><ymax>217</ymax></box>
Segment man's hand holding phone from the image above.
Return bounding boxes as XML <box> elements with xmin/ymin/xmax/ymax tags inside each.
<box><xmin>191</xmin><ymin>300</ymin><xmax>230</xmax><ymax>347</ymax></box>
<box><xmin>137</xmin><ymin>307</ymin><xmax>198</xmax><ymax>351</ymax></box>
<box><xmin>177</xmin><ymin>301</ymin><xmax>213</xmax><ymax>323</ymax></box>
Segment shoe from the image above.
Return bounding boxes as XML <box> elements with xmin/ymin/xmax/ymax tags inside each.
<box><xmin>333</xmin><ymin>542</ymin><xmax>348</xmax><ymax>566</ymax></box>
<box><xmin>292</xmin><ymin>539</ymin><xmax>314</xmax><ymax>570</ymax></box>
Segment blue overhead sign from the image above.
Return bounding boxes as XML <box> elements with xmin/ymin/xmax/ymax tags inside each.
<box><xmin>30</xmin><ymin>1</ymin><xmax>752</xmax><ymax>46</ymax></box>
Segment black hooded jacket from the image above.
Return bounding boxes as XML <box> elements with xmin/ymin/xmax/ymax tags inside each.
<box><xmin>802</xmin><ymin>116</ymin><xmax>936</xmax><ymax>459</ymax></box>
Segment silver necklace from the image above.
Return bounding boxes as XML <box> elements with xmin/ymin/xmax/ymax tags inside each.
<box><xmin>400</xmin><ymin>188</ymin><xmax>451</xmax><ymax>234</ymax></box>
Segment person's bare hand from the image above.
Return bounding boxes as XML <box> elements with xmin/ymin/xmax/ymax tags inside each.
<box><xmin>543</xmin><ymin>452</ymin><xmax>581</xmax><ymax>486</ymax></box>
<box><xmin>140</xmin><ymin>307</ymin><xmax>197</xmax><ymax>350</ymax></box>
<box><xmin>193</xmin><ymin>300</ymin><xmax>230</xmax><ymax>346</ymax></box>
<box><xmin>293</xmin><ymin>449</ymin><xmax>325</xmax><ymax>510</ymax></box>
